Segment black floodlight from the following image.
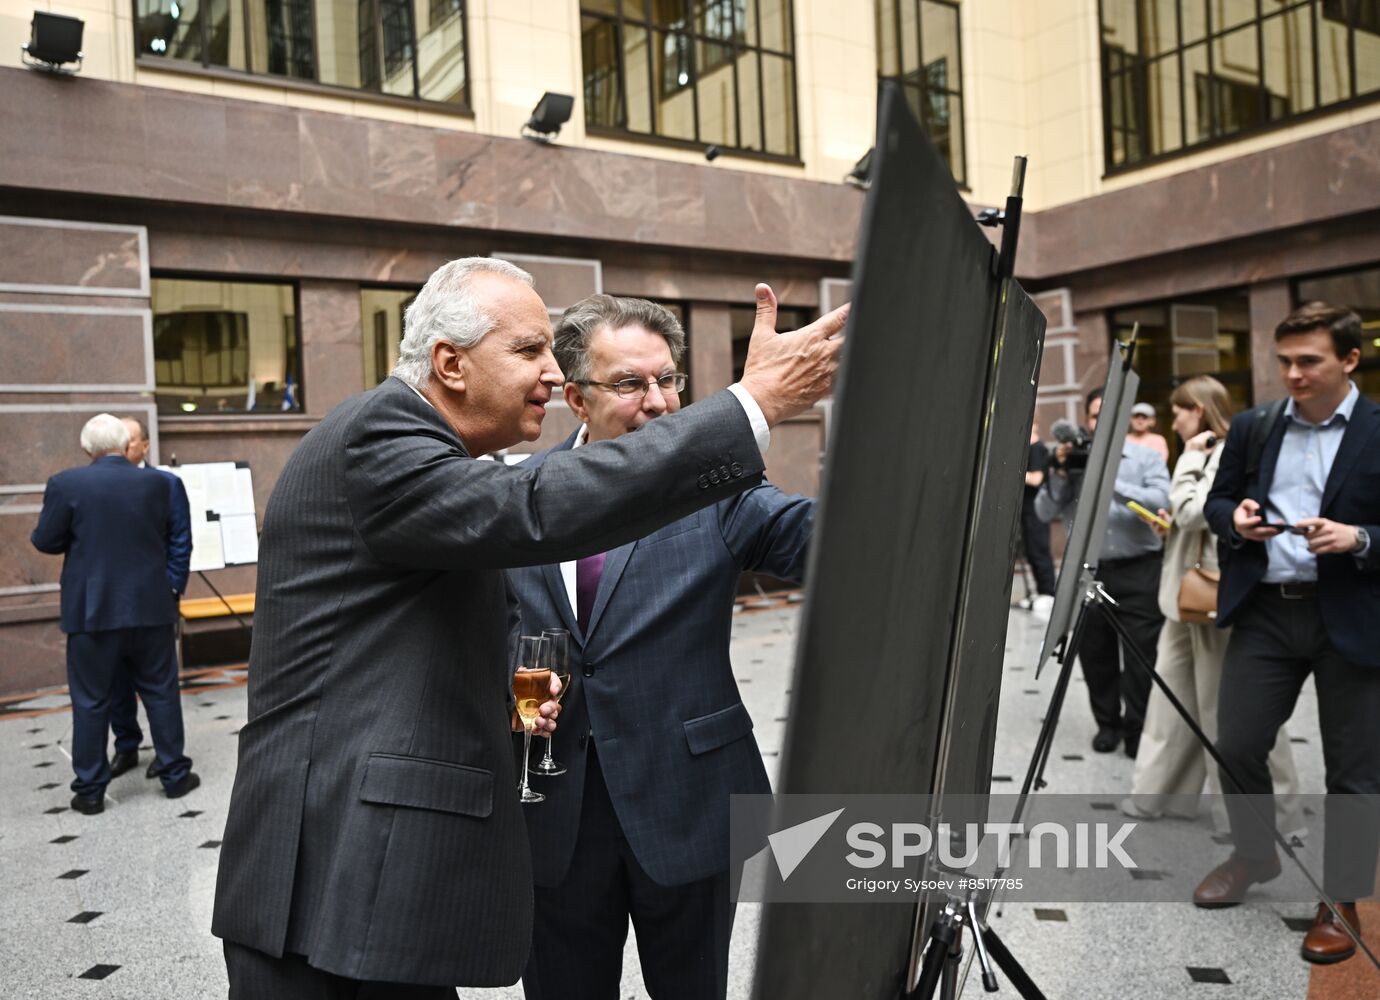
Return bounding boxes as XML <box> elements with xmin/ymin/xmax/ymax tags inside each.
<box><xmin>704</xmin><ymin>144</ymin><xmax>722</xmax><ymax>162</ymax></box>
<box><xmin>844</xmin><ymin>147</ymin><xmax>873</xmax><ymax>189</ymax></box>
<box><xmin>22</xmin><ymin>11</ymin><xmax>84</xmax><ymax>73</ymax></box>
<box><xmin>522</xmin><ymin>92</ymin><xmax>574</xmax><ymax>142</ymax></box>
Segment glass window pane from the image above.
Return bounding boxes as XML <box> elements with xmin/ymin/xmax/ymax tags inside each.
<box><xmin>653</xmin><ymin>31</ymin><xmax>697</xmax><ymax>139</ymax></box>
<box><xmin>760</xmin><ymin>52</ymin><xmax>795</xmax><ymax>156</ymax></box>
<box><xmin>582</xmin><ymin>16</ymin><xmax>623</xmax><ymax>128</ymax></box>
<box><xmin>1261</xmin><ymin>7</ymin><xmax>1314</xmax><ymax>119</ymax></box>
<box><xmin>1180</xmin><ymin>0</ymin><xmax>1208</xmax><ymax>44</ymax></box>
<box><xmin>361</xmin><ymin>288</ymin><xmax>417</xmax><ymax>386</ymax></box>
<box><xmin>205</xmin><ymin>0</ymin><xmax>249</xmax><ymax>69</ymax></box>
<box><xmin>1357</xmin><ymin>6</ymin><xmax>1380</xmax><ymax>96</ymax></box>
<box><xmin>758</xmin><ymin>0</ymin><xmax>790</xmax><ymax>52</ymax></box>
<box><xmin>582</xmin><ymin>0</ymin><xmax>619</xmax><ymax>14</ymax></box>
<box><xmin>920</xmin><ymin>1</ymin><xmax>959</xmax><ymax>82</ymax></box>
<box><xmin>1210</xmin><ymin>24</ymin><xmax>1265</xmax><ymax>136</ymax></box>
<box><xmin>137</xmin><ymin>0</ymin><xmax>204</xmax><ymax>62</ymax></box>
<box><xmin>736</xmin><ymin>49</ymin><xmax>762</xmax><ymax>149</ymax></box>
<box><xmin>648</xmin><ymin>0</ymin><xmax>689</xmax><ymax>29</ymax></box>
<box><xmin>696</xmin><ymin>41</ymin><xmax>735</xmax><ymax>144</ymax></box>
<box><xmin>250</xmin><ymin>0</ymin><xmax>317</xmax><ymax>78</ymax></box>
<box><xmin>1141</xmin><ymin>0</ymin><xmax>1178</xmax><ymax>56</ymax></box>
<box><xmin>698</xmin><ymin>0</ymin><xmax>745</xmax><ymax>44</ymax></box>
<box><xmin>416</xmin><ymin>0</ymin><xmax>466</xmax><ymax>103</ymax></box>
<box><xmin>930</xmin><ymin>93</ymin><xmax>964</xmax><ymax>184</ymax></box>
<box><xmin>152</xmin><ymin>278</ymin><xmax>300</xmax><ymax>415</ymax></box>
<box><xmin>876</xmin><ymin>0</ymin><xmax>899</xmax><ymax>77</ymax></box>
<box><xmin>1183</xmin><ymin>42</ymin><xmax>1211</xmax><ymax>139</ymax></box>
<box><xmin>315</xmin><ymin>0</ymin><xmax>366</xmax><ymax>88</ymax></box>
<box><xmin>1214</xmin><ymin>0</ymin><xmax>1258</xmax><ymax>33</ymax></box>
<box><xmin>1317</xmin><ymin>6</ymin><xmax>1352</xmax><ymax>102</ymax></box>
<box><xmin>1102</xmin><ymin>0</ymin><xmax>1140</xmax><ymax>56</ymax></box>
<box><xmin>1147</xmin><ymin>53</ymin><xmax>1183</xmax><ymax>155</ymax></box>
<box><xmin>623</xmin><ymin>24</ymin><xmax>653</xmax><ymax>132</ymax></box>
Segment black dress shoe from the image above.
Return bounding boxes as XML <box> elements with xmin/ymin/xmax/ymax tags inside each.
<box><xmin>70</xmin><ymin>793</ymin><xmax>104</xmax><ymax>815</ymax></box>
<box><xmin>109</xmin><ymin>750</ymin><xmax>139</xmax><ymax>778</ymax></box>
<box><xmin>165</xmin><ymin>771</ymin><xmax>201</xmax><ymax>799</ymax></box>
<box><xmin>1092</xmin><ymin>727</ymin><xmax>1120</xmax><ymax>753</ymax></box>
<box><xmin>145</xmin><ymin>759</ymin><xmax>160</xmax><ymax>780</ymax></box>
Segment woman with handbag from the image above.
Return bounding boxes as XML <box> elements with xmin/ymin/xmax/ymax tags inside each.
<box><xmin>1121</xmin><ymin>376</ymin><xmax>1304</xmax><ymax>835</ymax></box>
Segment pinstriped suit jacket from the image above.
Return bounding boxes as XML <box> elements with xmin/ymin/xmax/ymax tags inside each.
<box><xmin>508</xmin><ymin>430</ymin><xmax>813</xmax><ymax>889</ymax></box>
<box><xmin>210</xmin><ymin>377</ymin><xmax>764</xmax><ymax>987</ymax></box>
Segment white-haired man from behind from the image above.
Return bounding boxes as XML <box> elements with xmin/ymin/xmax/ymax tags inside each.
<box><xmin>31</xmin><ymin>414</ymin><xmax>198</xmax><ymax>815</ymax></box>
<box><xmin>212</xmin><ymin>256</ymin><xmax>847</xmax><ymax>997</ymax></box>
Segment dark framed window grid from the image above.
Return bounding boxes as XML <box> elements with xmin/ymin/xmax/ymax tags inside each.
<box><xmin>1098</xmin><ymin>0</ymin><xmax>1380</xmax><ymax>173</ymax></box>
<box><xmin>152</xmin><ymin>275</ymin><xmax>304</xmax><ymax>416</ymax></box>
<box><xmin>875</xmin><ymin>0</ymin><xmax>966</xmax><ymax>186</ymax></box>
<box><xmin>579</xmin><ymin>1</ymin><xmax>801</xmax><ymax>161</ymax></box>
<box><xmin>132</xmin><ymin>0</ymin><xmax>471</xmax><ymax>110</ymax></box>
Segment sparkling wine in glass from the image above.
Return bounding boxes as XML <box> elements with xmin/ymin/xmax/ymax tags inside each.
<box><xmin>514</xmin><ymin>635</ymin><xmax>551</xmax><ymax>804</ymax></box>
<box><xmin>532</xmin><ymin>628</ymin><xmax>571</xmax><ymax>776</ymax></box>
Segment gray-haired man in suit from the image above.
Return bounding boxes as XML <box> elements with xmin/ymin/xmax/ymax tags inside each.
<box><xmin>506</xmin><ymin>294</ymin><xmax>815</xmax><ymax>1000</ymax></box>
<box><xmin>211</xmin><ymin>258</ymin><xmax>847</xmax><ymax>998</ymax></box>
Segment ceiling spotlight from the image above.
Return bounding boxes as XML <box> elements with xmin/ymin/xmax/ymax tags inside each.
<box><xmin>704</xmin><ymin>144</ymin><xmax>721</xmax><ymax>162</ymax></box>
<box><xmin>844</xmin><ymin>148</ymin><xmax>873</xmax><ymax>189</ymax></box>
<box><xmin>521</xmin><ymin>92</ymin><xmax>574</xmax><ymax>143</ymax></box>
<box><xmin>22</xmin><ymin>11</ymin><xmax>84</xmax><ymax>73</ymax></box>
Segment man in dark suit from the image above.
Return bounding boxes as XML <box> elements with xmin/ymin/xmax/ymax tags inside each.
<box><xmin>30</xmin><ymin>414</ymin><xmax>199</xmax><ymax>815</ymax></box>
<box><xmin>211</xmin><ymin>258</ymin><xmax>846</xmax><ymax>997</ymax></box>
<box><xmin>107</xmin><ymin>416</ymin><xmax>193</xmax><ymax>780</ymax></box>
<box><xmin>507</xmin><ymin>295</ymin><xmax>813</xmax><ymax>1000</ymax></box>
<box><xmin>1193</xmin><ymin>302</ymin><xmax>1380</xmax><ymax>964</ymax></box>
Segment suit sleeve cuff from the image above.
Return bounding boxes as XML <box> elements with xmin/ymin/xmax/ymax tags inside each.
<box><xmin>727</xmin><ymin>382</ymin><xmax>771</xmax><ymax>456</ymax></box>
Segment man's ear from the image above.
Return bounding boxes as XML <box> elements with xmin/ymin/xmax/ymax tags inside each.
<box><xmin>1341</xmin><ymin>347</ymin><xmax>1361</xmax><ymax>374</ymax></box>
<box><xmin>565</xmin><ymin>381</ymin><xmax>589</xmax><ymax>423</ymax></box>
<box><xmin>432</xmin><ymin>340</ymin><xmax>466</xmax><ymax>393</ymax></box>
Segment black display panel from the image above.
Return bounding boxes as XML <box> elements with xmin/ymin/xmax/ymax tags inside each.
<box><xmin>752</xmin><ymin>85</ymin><xmax>1046</xmax><ymax>996</ymax></box>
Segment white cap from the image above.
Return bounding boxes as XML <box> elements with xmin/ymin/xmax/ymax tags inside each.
<box><xmin>1131</xmin><ymin>402</ymin><xmax>1156</xmax><ymax>418</ymax></box>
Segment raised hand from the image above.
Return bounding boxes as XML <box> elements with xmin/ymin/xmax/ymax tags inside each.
<box><xmin>738</xmin><ymin>283</ymin><xmax>849</xmax><ymax>427</ymax></box>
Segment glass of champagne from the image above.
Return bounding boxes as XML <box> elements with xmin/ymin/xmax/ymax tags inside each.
<box><xmin>514</xmin><ymin>635</ymin><xmax>551</xmax><ymax>804</ymax></box>
<box><xmin>531</xmin><ymin>628</ymin><xmax>571</xmax><ymax>776</ymax></box>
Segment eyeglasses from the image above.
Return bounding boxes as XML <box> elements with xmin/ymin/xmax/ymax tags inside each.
<box><xmin>573</xmin><ymin>373</ymin><xmax>687</xmax><ymax>398</ymax></box>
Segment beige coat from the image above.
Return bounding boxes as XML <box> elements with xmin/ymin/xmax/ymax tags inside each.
<box><xmin>1157</xmin><ymin>444</ymin><xmax>1223</xmax><ymax>621</ymax></box>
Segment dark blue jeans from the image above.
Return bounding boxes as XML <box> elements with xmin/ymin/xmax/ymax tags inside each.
<box><xmin>66</xmin><ymin>625</ymin><xmax>190</xmax><ymax>797</ymax></box>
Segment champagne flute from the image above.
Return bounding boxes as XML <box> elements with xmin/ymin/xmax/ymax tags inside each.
<box><xmin>532</xmin><ymin>628</ymin><xmax>571</xmax><ymax>776</ymax></box>
<box><xmin>514</xmin><ymin>635</ymin><xmax>551</xmax><ymax>804</ymax></box>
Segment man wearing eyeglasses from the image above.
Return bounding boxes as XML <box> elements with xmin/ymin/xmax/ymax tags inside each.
<box><xmin>507</xmin><ymin>294</ymin><xmax>815</xmax><ymax>1000</ymax></box>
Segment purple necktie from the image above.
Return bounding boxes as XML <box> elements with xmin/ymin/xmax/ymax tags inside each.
<box><xmin>575</xmin><ymin>551</ymin><xmax>606</xmax><ymax>634</ymax></box>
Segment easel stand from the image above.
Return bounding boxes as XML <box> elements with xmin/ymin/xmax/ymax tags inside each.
<box><xmin>913</xmin><ymin>895</ymin><xmax>1043</xmax><ymax>1000</ymax></box>
<box><xmin>196</xmin><ymin>570</ymin><xmax>252</xmax><ymax>632</ymax></box>
<box><xmin>1017</xmin><ymin>573</ymin><xmax>1379</xmax><ymax>971</ymax></box>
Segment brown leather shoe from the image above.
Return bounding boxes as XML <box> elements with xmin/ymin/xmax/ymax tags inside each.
<box><xmin>1301</xmin><ymin>902</ymin><xmax>1359</xmax><ymax>964</ymax></box>
<box><xmin>1192</xmin><ymin>853</ymin><xmax>1282</xmax><ymax>908</ymax></box>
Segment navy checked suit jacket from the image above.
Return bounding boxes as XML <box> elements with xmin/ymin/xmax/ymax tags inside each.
<box><xmin>210</xmin><ymin>378</ymin><xmax>765</xmax><ymax>987</ymax></box>
<box><xmin>31</xmin><ymin>455</ymin><xmax>181</xmax><ymax>633</ymax></box>
<box><xmin>508</xmin><ymin>428</ymin><xmax>814</xmax><ymax>888</ymax></box>
<box><xmin>1204</xmin><ymin>393</ymin><xmax>1380</xmax><ymax>666</ymax></box>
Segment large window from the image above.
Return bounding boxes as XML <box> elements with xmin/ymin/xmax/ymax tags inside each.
<box><xmin>1099</xmin><ymin>1</ymin><xmax>1380</xmax><ymax>171</ymax></box>
<box><xmin>580</xmin><ymin>1</ymin><xmax>799</xmax><ymax>159</ymax></box>
<box><xmin>1110</xmin><ymin>289</ymin><xmax>1253</xmax><ymax>460</ymax></box>
<box><xmin>876</xmin><ymin>0</ymin><xmax>966</xmax><ymax>185</ymax></box>
<box><xmin>361</xmin><ymin>287</ymin><xmax>418</xmax><ymax>386</ymax></box>
<box><xmin>134</xmin><ymin>0</ymin><xmax>470</xmax><ymax>107</ymax></box>
<box><xmin>153</xmin><ymin>278</ymin><xmax>302</xmax><ymax>415</ymax></box>
<box><xmin>1296</xmin><ymin>264</ymin><xmax>1380</xmax><ymax>402</ymax></box>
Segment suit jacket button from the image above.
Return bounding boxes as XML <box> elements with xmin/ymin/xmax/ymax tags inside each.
<box><xmin>719</xmin><ymin>465</ymin><xmax>730</xmax><ymax>479</ymax></box>
<box><xmin>579</xmin><ymin>733</ymin><xmax>589</xmax><ymax>749</ymax></box>
<box><xmin>583</xmin><ymin>664</ymin><xmax>594</xmax><ymax>677</ymax></box>
<box><xmin>709</xmin><ymin>471</ymin><xmax>721</xmax><ymax>485</ymax></box>
<box><xmin>698</xmin><ymin>474</ymin><xmax>709</xmax><ymax>489</ymax></box>
<box><xmin>731</xmin><ymin>462</ymin><xmax>743</xmax><ymax>477</ymax></box>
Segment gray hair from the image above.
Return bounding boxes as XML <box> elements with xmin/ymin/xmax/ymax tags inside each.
<box><xmin>391</xmin><ymin>257</ymin><xmax>535</xmax><ymax>387</ymax></box>
<box><xmin>554</xmin><ymin>295</ymin><xmax>686</xmax><ymax>383</ymax></box>
<box><xmin>80</xmin><ymin>413</ymin><xmax>130</xmax><ymax>458</ymax></box>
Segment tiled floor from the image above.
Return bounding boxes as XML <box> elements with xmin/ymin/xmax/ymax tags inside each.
<box><xmin>1</xmin><ymin>606</ymin><xmax>1375</xmax><ymax>998</ymax></box>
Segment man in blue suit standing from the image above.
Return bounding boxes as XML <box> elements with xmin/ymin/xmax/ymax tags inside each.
<box><xmin>31</xmin><ymin>413</ymin><xmax>199</xmax><ymax>815</ymax></box>
<box><xmin>1193</xmin><ymin>303</ymin><xmax>1380</xmax><ymax>964</ymax></box>
<box><xmin>508</xmin><ymin>293</ymin><xmax>814</xmax><ymax>1000</ymax></box>
<box><xmin>105</xmin><ymin>416</ymin><xmax>193</xmax><ymax>781</ymax></box>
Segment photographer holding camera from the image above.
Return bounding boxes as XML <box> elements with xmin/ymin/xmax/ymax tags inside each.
<box><xmin>1036</xmin><ymin>386</ymin><xmax>1170</xmax><ymax>758</ymax></box>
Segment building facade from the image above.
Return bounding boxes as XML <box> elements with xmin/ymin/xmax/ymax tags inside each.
<box><xmin>2</xmin><ymin>0</ymin><xmax>1378</xmax><ymax>693</ymax></box>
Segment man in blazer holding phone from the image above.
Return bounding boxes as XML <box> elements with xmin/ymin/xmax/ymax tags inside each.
<box><xmin>1195</xmin><ymin>302</ymin><xmax>1380</xmax><ymax>965</ymax></box>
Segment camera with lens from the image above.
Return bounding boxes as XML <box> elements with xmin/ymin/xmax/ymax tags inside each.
<box><xmin>1049</xmin><ymin>419</ymin><xmax>1093</xmax><ymax>473</ymax></box>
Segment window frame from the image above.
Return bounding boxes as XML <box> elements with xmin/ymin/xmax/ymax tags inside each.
<box><xmin>150</xmin><ymin>271</ymin><xmax>307</xmax><ymax>418</ymax></box>
<box><xmin>579</xmin><ymin>1</ymin><xmax>803</xmax><ymax>165</ymax></box>
<box><xmin>1097</xmin><ymin>0</ymin><xmax>1380</xmax><ymax>176</ymax></box>
<box><xmin>131</xmin><ymin>0</ymin><xmax>473</xmax><ymax>115</ymax></box>
<box><xmin>874</xmin><ymin>0</ymin><xmax>968</xmax><ymax>188</ymax></box>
